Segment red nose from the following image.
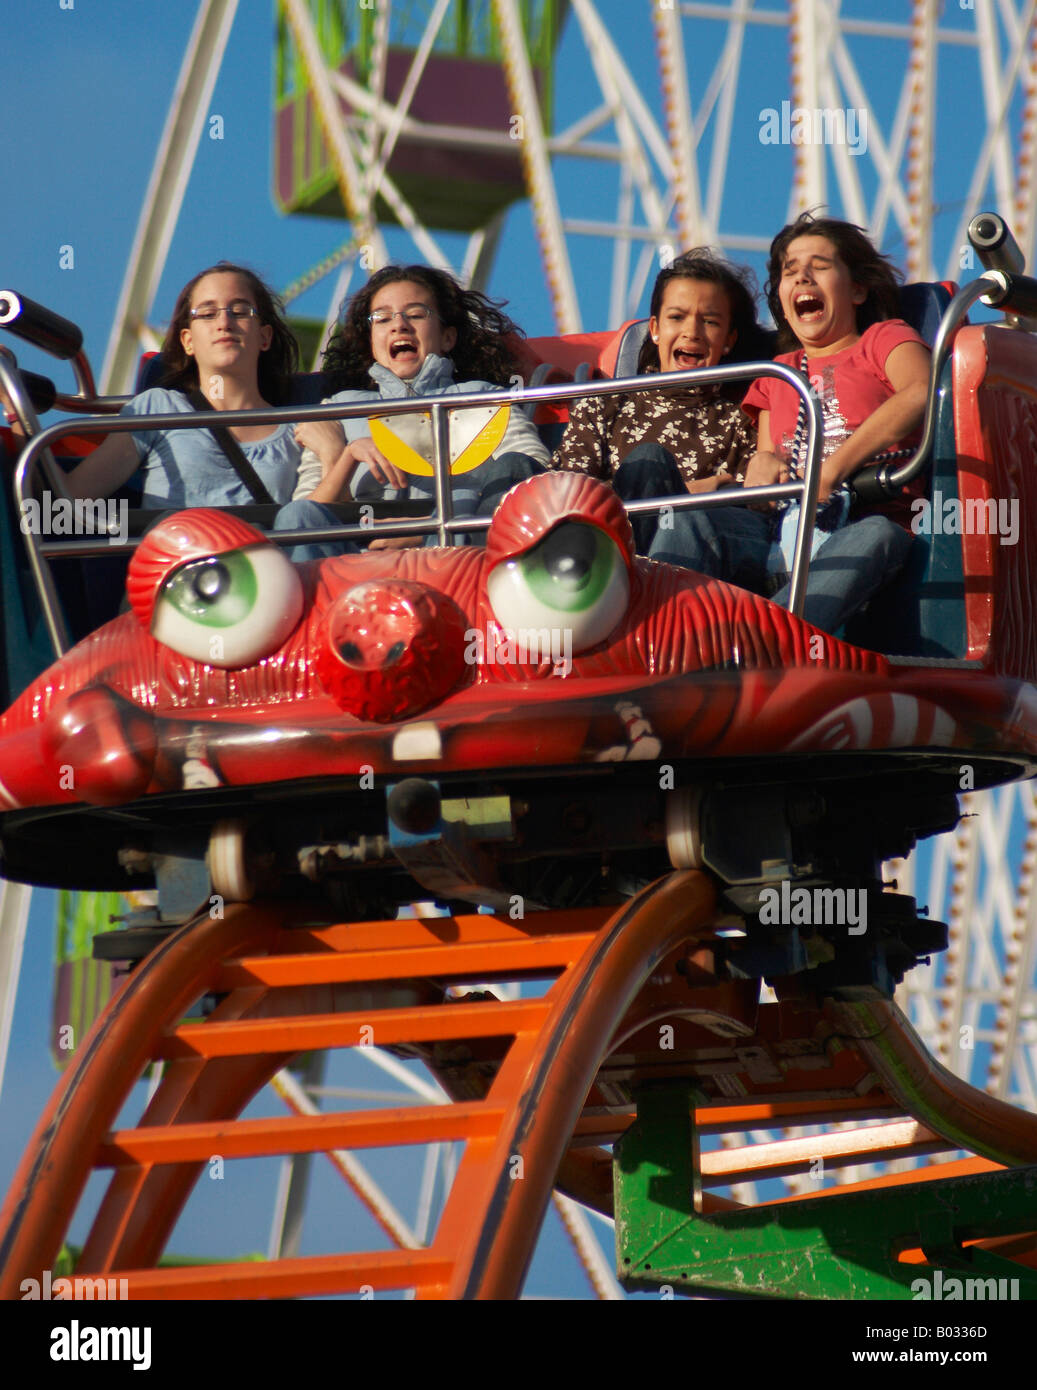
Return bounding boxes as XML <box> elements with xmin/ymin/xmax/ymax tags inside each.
<box><xmin>42</xmin><ymin>687</ymin><xmax>157</xmax><ymax>805</ymax></box>
<box><xmin>316</xmin><ymin>579</ymin><xmax>469</xmax><ymax>722</ymax></box>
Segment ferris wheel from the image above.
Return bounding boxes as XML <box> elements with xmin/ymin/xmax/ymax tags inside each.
<box><xmin>9</xmin><ymin>0</ymin><xmax>1037</xmax><ymax>1299</ymax></box>
<box><xmin>265</xmin><ymin>0</ymin><xmax>1037</xmax><ymax>327</ymax></box>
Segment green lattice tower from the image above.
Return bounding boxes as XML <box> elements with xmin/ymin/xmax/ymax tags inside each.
<box><xmin>273</xmin><ymin>0</ymin><xmax>568</xmax><ymax>232</ymax></box>
<box><xmin>51</xmin><ymin>891</ymin><xmax>124</xmax><ymax>1070</ymax></box>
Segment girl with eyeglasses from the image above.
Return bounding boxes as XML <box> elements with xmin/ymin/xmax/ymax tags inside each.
<box><xmin>65</xmin><ymin>262</ymin><xmax>348</xmax><ymax>557</ymax></box>
<box><xmin>299</xmin><ymin>265</ymin><xmax>548</xmax><ymax>547</ymax></box>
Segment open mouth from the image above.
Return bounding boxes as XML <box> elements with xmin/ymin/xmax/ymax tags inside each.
<box><xmin>793</xmin><ymin>293</ymin><xmax>825</xmax><ymax>322</ymax></box>
<box><xmin>390</xmin><ymin>340</ymin><xmax>419</xmax><ymax>361</ymax></box>
<box><xmin>672</xmin><ymin>346</ymin><xmax>708</xmax><ymax>368</ymax></box>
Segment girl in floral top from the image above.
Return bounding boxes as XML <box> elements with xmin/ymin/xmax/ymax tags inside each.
<box><xmin>552</xmin><ymin>250</ymin><xmax>762</xmax><ymax>560</ymax></box>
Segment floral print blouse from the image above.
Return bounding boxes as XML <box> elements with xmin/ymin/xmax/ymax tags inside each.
<box><xmin>552</xmin><ymin>378</ymin><xmax>756</xmax><ymax>485</ymax></box>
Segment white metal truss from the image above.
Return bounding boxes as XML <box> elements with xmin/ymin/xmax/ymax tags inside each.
<box><xmin>0</xmin><ymin>879</ymin><xmax>32</xmax><ymax>1106</ymax></box>
<box><xmin>898</xmin><ymin>783</ymin><xmax>1037</xmax><ymax>1112</ymax></box>
<box><xmin>100</xmin><ymin>0</ymin><xmax>240</xmax><ymax>394</ymax></box>
<box><xmin>518</xmin><ymin>0</ymin><xmax>1037</xmax><ymax>318</ymax></box>
<box><xmin>263</xmin><ymin>1037</ymin><xmax>623</xmax><ymax>1299</ymax></box>
<box><xmin>99</xmin><ymin>2</ymin><xmax>1037</xmax><ymax>380</ymax></box>
<box><xmin>494</xmin><ymin>0</ymin><xmax>583</xmax><ymax>330</ymax></box>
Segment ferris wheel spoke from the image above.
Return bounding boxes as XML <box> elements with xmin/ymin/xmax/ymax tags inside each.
<box><xmin>652</xmin><ymin>0</ymin><xmax>702</xmax><ymax>246</ymax></box>
<box><xmin>493</xmin><ymin>0</ymin><xmax>581</xmax><ymax>331</ymax></box>
<box><xmin>368</xmin><ymin>0</ymin><xmax>453</xmax><ymax>189</ymax></box>
<box><xmin>551</xmin><ymin>1192</ymin><xmax>624</xmax><ymax>1300</ymax></box>
<box><xmin>702</xmin><ymin>12</ymin><xmax>749</xmax><ymax>237</ymax></box>
<box><xmin>831</xmin><ymin>35</ymin><xmax>913</xmax><ymax>239</ymax></box>
<box><xmin>100</xmin><ymin>0</ymin><xmax>240</xmax><ymax>394</ymax></box>
<box><xmin>271</xmin><ymin>1065</ymin><xmax>422</xmax><ymax>1250</ymax></box>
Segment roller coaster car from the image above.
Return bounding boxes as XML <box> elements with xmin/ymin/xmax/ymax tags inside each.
<box><xmin>1</xmin><ymin>261</ymin><xmax>1036</xmax><ymax>1003</ymax></box>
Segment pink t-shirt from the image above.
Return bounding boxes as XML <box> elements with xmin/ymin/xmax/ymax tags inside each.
<box><xmin>742</xmin><ymin>318</ymin><xmax>928</xmax><ymax>529</ymax></box>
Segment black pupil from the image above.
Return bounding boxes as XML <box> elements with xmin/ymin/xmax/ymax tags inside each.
<box><xmin>189</xmin><ymin>560</ymin><xmax>230</xmax><ymax>604</ymax></box>
<box><xmin>541</xmin><ymin>524</ymin><xmax>596</xmax><ymax>585</ymax></box>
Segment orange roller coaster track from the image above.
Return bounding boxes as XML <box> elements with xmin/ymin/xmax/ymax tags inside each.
<box><xmin>0</xmin><ymin>872</ymin><xmax>716</xmax><ymax>1300</ymax></box>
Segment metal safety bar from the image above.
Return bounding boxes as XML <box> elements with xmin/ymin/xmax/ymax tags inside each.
<box><xmin>10</xmin><ymin>362</ymin><xmax>825</xmax><ymax>659</ymax></box>
<box><xmin>858</xmin><ymin>274</ymin><xmax>1004</xmax><ymax>499</ymax></box>
<box><xmin>0</xmin><ymin>352</ymin><xmax>65</xmax><ymax>489</ymax></box>
<box><xmin>47</xmin><ymin>388</ymin><xmax>128</xmax><ymax>417</ymax></box>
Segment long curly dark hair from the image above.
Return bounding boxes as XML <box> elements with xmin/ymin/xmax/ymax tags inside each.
<box><xmin>765</xmin><ymin>211</ymin><xmax>904</xmax><ymax>352</ymax></box>
<box><xmin>637</xmin><ymin>250</ymin><xmax>767</xmax><ymax>399</ymax></box>
<box><xmin>157</xmin><ymin>262</ymin><xmax>300</xmax><ymax>403</ymax></box>
<box><xmin>321</xmin><ymin>265</ymin><xmax>523</xmax><ymax>389</ymax></box>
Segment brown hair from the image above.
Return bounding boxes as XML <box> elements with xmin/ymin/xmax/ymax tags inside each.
<box><xmin>765</xmin><ymin>211</ymin><xmax>903</xmax><ymax>351</ymax></box>
<box><xmin>637</xmin><ymin>249</ymin><xmax>762</xmax><ymax>374</ymax></box>
<box><xmin>322</xmin><ymin>264</ymin><xmax>523</xmax><ymax>389</ymax></box>
<box><xmin>157</xmin><ymin>261</ymin><xmax>299</xmax><ymax>403</ymax></box>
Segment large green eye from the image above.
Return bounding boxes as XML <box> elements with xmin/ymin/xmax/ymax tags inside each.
<box><xmin>162</xmin><ymin>553</ymin><xmax>257</xmax><ymax>627</ymax></box>
<box><xmin>152</xmin><ymin>545</ymin><xmax>303</xmax><ymax>667</ymax></box>
<box><xmin>521</xmin><ymin>524</ymin><xmax>616</xmax><ymax>612</ymax></box>
<box><xmin>487</xmin><ymin>522</ymin><xmax>629</xmax><ymax>655</ymax></box>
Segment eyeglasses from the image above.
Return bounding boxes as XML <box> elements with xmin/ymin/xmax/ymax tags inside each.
<box><xmin>367</xmin><ymin>305</ymin><xmax>436</xmax><ymax>326</ymax></box>
<box><xmin>189</xmin><ymin>301</ymin><xmax>259</xmax><ymax>322</ymax></box>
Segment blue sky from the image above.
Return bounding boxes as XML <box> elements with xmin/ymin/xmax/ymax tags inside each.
<box><xmin>0</xmin><ymin>0</ymin><xmax>1031</xmax><ymax>1299</ymax></box>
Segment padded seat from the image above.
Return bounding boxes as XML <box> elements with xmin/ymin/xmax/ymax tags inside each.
<box><xmin>602</xmin><ymin>283</ymin><xmax>962</xmax><ymax>660</ymax></box>
<box><xmin>866</xmin><ymin>321</ymin><xmax>1037</xmax><ymax>681</ymax></box>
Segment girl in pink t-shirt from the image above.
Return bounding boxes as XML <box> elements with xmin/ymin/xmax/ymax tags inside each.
<box><xmin>743</xmin><ymin>214</ymin><xmax>930</xmax><ymax>564</ymax></box>
<box><xmin>669</xmin><ymin>213</ymin><xmax>931</xmax><ymax>635</ymax></box>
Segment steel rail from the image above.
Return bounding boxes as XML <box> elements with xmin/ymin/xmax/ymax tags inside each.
<box><xmin>826</xmin><ymin>994</ymin><xmax>1037</xmax><ymax>1166</ymax></box>
<box><xmin>0</xmin><ymin>901</ymin><xmax>286</xmax><ymax>1294</ymax></box>
<box><xmin>864</xmin><ymin>274</ymin><xmax>1001</xmax><ymax>496</ymax></box>
<box><xmin>451</xmin><ymin>869</ymin><xmax>716</xmax><ymax>1299</ymax></box>
<box><xmin>0</xmin><ymin>352</ymin><xmax>74</xmax><ymax>651</ymax></box>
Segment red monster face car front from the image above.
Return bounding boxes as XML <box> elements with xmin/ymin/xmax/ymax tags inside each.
<box><xmin>0</xmin><ymin>472</ymin><xmax>1025</xmax><ymax>815</ymax></box>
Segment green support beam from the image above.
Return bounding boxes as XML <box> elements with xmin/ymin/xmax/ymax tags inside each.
<box><xmin>614</xmin><ymin>1084</ymin><xmax>1037</xmax><ymax>1300</ymax></box>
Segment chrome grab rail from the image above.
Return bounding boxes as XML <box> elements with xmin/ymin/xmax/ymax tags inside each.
<box><xmin>857</xmin><ymin>275</ymin><xmax>1001</xmax><ymax>498</ymax></box>
<box><xmin>10</xmin><ymin>362</ymin><xmax>824</xmax><ymax>659</ymax></box>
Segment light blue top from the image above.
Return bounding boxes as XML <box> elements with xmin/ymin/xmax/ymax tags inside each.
<box><xmin>300</xmin><ymin>355</ymin><xmax>550</xmax><ymax>510</ymax></box>
<box><xmin>120</xmin><ymin>387</ymin><xmax>318</xmax><ymax>507</ymax></box>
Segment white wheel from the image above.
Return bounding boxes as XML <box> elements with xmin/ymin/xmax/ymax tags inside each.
<box><xmin>209</xmin><ymin>819</ymin><xmax>255</xmax><ymax>903</ymax></box>
<box><xmin>665</xmin><ymin>786</ymin><xmax>704</xmax><ymax>870</ymax></box>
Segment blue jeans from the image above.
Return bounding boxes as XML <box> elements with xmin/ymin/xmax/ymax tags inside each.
<box><xmin>272</xmin><ymin>499</ymin><xmax>360</xmax><ymax>562</ymax></box>
<box><xmin>357</xmin><ymin>450</ymin><xmax>543</xmax><ymax>546</ymax></box>
<box><xmin>769</xmin><ymin>512</ymin><xmax>913</xmax><ymax>634</ymax></box>
<box><xmin>613</xmin><ymin>446</ymin><xmax>771</xmax><ymax>594</ymax></box>
<box><xmin>612</xmin><ymin>448</ymin><xmax>912</xmax><ymax>634</ymax></box>
<box><xmin>466</xmin><ymin>451</ymin><xmax>545</xmax><ymax>514</ymax></box>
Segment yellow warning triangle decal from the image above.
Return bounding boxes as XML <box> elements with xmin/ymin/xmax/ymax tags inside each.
<box><xmin>367</xmin><ymin>405</ymin><xmax>511</xmax><ymax>478</ymax></box>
